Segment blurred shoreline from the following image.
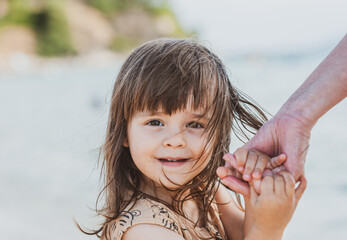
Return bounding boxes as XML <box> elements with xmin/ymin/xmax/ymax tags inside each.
<box><xmin>0</xmin><ymin>49</ymin><xmax>125</xmax><ymax>75</ymax></box>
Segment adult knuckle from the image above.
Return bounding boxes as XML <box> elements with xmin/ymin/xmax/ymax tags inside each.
<box><xmin>245</xmin><ymin>165</ymin><xmax>253</xmax><ymax>171</ymax></box>
<box><xmin>248</xmin><ymin>149</ymin><xmax>258</xmax><ymax>154</ymax></box>
<box><xmin>235</xmin><ymin>148</ymin><xmax>246</xmax><ymax>161</ymax></box>
<box><xmin>259</xmin><ymin>156</ymin><xmax>268</xmax><ymax>165</ymax></box>
<box><xmin>248</xmin><ymin>151</ymin><xmax>257</xmax><ymax>160</ymax></box>
<box><xmin>238</xmin><ymin>148</ymin><xmax>248</xmax><ymax>155</ymax></box>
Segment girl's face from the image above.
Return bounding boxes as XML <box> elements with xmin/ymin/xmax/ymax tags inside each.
<box><xmin>125</xmin><ymin>106</ymin><xmax>213</xmax><ymax>190</ymax></box>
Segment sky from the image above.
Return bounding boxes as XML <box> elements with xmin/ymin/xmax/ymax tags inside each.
<box><xmin>168</xmin><ymin>0</ymin><xmax>347</xmax><ymax>55</ymax></box>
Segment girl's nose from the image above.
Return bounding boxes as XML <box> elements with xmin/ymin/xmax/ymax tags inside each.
<box><xmin>163</xmin><ymin>131</ymin><xmax>186</xmax><ymax>148</ymax></box>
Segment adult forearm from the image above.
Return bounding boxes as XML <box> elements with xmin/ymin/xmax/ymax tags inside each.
<box><xmin>278</xmin><ymin>34</ymin><xmax>347</xmax><ymax>128</ymax></box>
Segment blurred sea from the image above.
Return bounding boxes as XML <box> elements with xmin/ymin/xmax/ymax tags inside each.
<box><xmin>0</xmin><ymin>52</ymin><xmax>346</xmax><ymax>239</ymax></box>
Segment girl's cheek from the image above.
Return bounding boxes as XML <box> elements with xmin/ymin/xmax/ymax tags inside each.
<box><xmin>188</xmin><ymin>134</ymin><xmax>209</xmax><ymax>151</ymax></box>
<box><xmin>187</xmin><ymin>129</ymin><xmax>205</xmax><ymax>137</ymax></box>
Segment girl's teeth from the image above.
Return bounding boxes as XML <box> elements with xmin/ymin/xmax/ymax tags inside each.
<box><xmin>160</xmin><ymin>159</ymin><xmax>187</xmax><ymax>162</ymax></box>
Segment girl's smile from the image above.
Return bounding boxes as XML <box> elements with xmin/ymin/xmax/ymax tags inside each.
<box><xmin>156</xmin><ymin>157</ymin><xmax>190</xmax><ymax>167</ymax></box>
<box><xmin>125</xmin><ymin>107</ymin><xmax>213</xmax><ymax>190</ymax></box>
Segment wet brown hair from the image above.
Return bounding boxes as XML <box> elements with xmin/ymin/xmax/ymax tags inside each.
<box><xmin>77</xmin><ymin>38</ymin><xmax>267</xmax><ymax>239</ymax></box>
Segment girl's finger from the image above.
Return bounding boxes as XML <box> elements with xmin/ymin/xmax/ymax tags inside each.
<box><xmin>272</xmin><ymin>165</ymin><xmax>287</xmax><ymax>174</ymax></box>
<box><xmin>234</xmin><ymin>148</ymin><xmax>249</xmax><ymax>173</ymax></box>
<box><xmin>261</xmin><ymin>175</ymin><xmax>274</xmax><ymax>195</ymax></box>
<box><xmin>294</xmin><ymin>175</ymin><xmax>308</xmax><ymax>204</ymax></box>
<box><xmin>223</xmin><ymin>153</ymin><xmax>238</xmax><ymax>170</ymax></box>
<box><xmin>278</xmin><ymin>170</ymin><xmax>295</xmax><ymax>197</ymax></box>
<box><xmin>252</xmin><ymin>155</ymin><xmax>269</xmax><ymax>180</ymax></box>
<box><xmin>251</xmin><ymin>179</ymin><xmax>261</xmax><ymax>194</ymax></box>
<box><xmin>217</xmin><ymin>166</ymin><xmax>236</xmax><ymax>179</ymax></box>
<box><xmin>221</xmin><ymin>176</ymin><xmax>250</xmax><ymax>198</ymax></box>
<box><xmin>249</xmin><ymin>182</ymin><xmax>259</xmax><ymax>204</ymax></box>
<box><xmin>235</xmin><ymin>169</ymin><xmax>243</xmax><ymax>179</ymax></box>
<box><xmin>242</xmin><ymin>151</ymin><xmax>258</xmax><ymax>181</ymax></box>
<box><xmin>273</xmin><ymin>174</ymin><xmax>285</xmax><ymax>196</ymax></box>
<box><xmin>266</xmin><ymin>153</ymin><xmax>287</xmax><ymax>169</ymax></box>
<box><xmin>263</xmin><ymin>168</ymin><xmax>274</xmax><ymax>177</ymax></box>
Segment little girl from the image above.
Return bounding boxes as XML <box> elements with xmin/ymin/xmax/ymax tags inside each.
<box><xmin>79</xmin><ymin>38</ymin><xmax>306</xmax><ymax>240</ymax></box>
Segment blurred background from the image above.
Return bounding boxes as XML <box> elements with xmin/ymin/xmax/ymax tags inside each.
<box><xmin>0</xmin><ymin>0</ymin><xmax>346</xmax><ymax>239</ymax></box>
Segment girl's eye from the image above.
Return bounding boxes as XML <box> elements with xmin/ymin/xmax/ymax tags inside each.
<box><xmin>187</xmin><ymin>122</ymin><xmax>204</xmax><ymax>129</ymax></box>
<box><xmin>147</xmin><ymin>120</ymin><xmax>164</xmax><ymax>126</ymax></box>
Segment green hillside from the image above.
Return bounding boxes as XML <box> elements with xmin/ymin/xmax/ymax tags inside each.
<box><xmin>0</xmin><ymin>0</ymin><xmax>190</xmax><ymax>56</ymax></box>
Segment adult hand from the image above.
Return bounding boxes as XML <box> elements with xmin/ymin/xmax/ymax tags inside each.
<box><xmin>218</xmin><ymin>111</ymin><xmax>312</xmax><ymax>197</ymax></box>
<box><xmin>245</xmin><ymin>112</ymin><xmax>311</xmax><ymax>179</ymax></box>
<box><xmin>218</xmin><ymin>34</ymin><xmax>347</xmax><ymax>197</ymax></box>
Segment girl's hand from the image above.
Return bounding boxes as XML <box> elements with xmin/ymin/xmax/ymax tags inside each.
<box><xmin>217</xmin><ymin>148</ymin><xmax>286</xmax><ymax>195</ymax></box>
<box><xmin>244</xmin><ymin>171</ymin><xmax>307</xmax><ymax>240</ymax></box>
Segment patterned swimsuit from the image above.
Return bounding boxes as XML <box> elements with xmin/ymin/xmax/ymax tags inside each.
<box><xmin>110</xmin><ymin>197</ymin><xmax>226</xmax><ymax>240</ymax></box>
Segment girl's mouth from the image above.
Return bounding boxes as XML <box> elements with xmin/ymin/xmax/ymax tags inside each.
<box><xmin>157</xmin><ymin>158</ymin><xmax>190</xmax><ymax>166</ymax></box>
<box><xmin>159</xmin><ymin>158</ymin><xmax>189</xmax><ymax>162</ymax></box>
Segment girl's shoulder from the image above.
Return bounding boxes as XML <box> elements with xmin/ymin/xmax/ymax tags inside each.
<box><xmin>110</xmin><ymin>197</ymin><xmax>183</xmax><ymax>240</ymax></box>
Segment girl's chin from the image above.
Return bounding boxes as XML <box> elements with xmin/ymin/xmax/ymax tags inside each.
<box><xmin>157</xmin><ymin>178</ymin><xmax>191</xmax><ymax>190</ymax></box>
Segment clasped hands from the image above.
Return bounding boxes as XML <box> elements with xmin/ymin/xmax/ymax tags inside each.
<box><xmin>217</xmin><ymin>148</ymin><xmax>305</xmax><ymax>198</ymax></box>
